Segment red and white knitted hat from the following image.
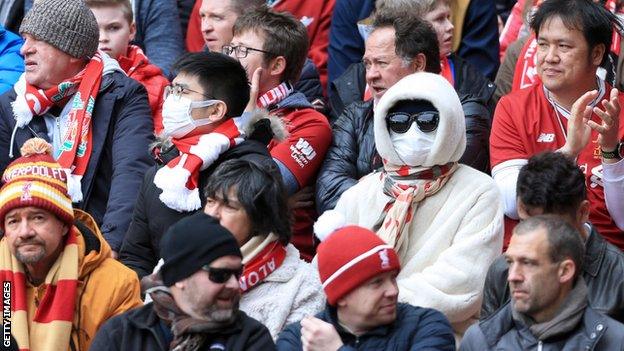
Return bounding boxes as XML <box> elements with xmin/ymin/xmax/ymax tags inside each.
<box><xmin>317</xmin><ymin>225</ymin><xmax>401</xmax><ymax>306</ymax></box>
<box><xmin>0</xmin><ymin>138</ymin><xmax>74</xmax><ymax>227</ymax></box>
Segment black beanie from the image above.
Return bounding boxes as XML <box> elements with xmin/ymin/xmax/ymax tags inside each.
<box><xmin>160</xmin><ymin>212</ymin><xmax>242</xmax><ymax>287</ymax></box>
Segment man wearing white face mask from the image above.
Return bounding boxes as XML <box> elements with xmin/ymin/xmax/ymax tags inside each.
<box><xmin>119</xmin><ymin>51</ymin><xmax>283</xmax><ymax>280</ymax></box>
<box><xmin>315</xmin><ymin>72</ymin><xmax>504</xmax><ymax>337</ymax></box>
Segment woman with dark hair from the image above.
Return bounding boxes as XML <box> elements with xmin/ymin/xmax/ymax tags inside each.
<box><xmin>150</xmin><ymin>159</ymin><xmax>325</xmax><ymax>339</ymax></box>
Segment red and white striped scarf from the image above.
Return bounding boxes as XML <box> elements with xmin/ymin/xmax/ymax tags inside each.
<box><xmin>375</xmin><ymin>162</ymin><xmax>457</xmax><ymax>259</ymax></box>
<box><xmin>153</xmin><ymin>114</ymin><xmax>249</xmax><ymax>211</ymax></box>
<box><xmin>11</xmin><ymin>53</ymin><xmax>105</xmax><ymax>203</ymax></box>
<box><xmin>0</xmin><ymin>226</ymin><xmax>81</xmax><ymax>351</ymax></box>
<box><xmin>256</xmin><ymin>82</ymin><xmax>293</xmax><ymax>109</ymax></box>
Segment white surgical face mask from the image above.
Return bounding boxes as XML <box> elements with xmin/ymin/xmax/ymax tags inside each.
<box><xmin>162</xmin><ymin>95</ymin><xmax>221</xmax><ymax>138</ymax></box>
<box><xmin>390</xmin><ymin>122</ymin><xmax>436</xmax><ymax>166</ymax></box>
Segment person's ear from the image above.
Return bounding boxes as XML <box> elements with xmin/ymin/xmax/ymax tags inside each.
<box><xmin>412</xmin><ymin>53</ymin><xmax>426</xmax><ymax>72</ymax></box>
<box><xmin>129</xmin><ymin>21</ymin><xmax>136</xmax><ymax>42</ymax></box>
<box><xmin>517</xmin><ymin>199</ymin><xmax>530</xmax><ymax>220</ymax></box>
<box><xmin>576</xmin><ymin>200</ymin><xmax>590</xmax><ymax>225</ymax></box>
<box><xmin>558</xmin><ymin>258</ymin><xmax>576</xmax><ymax>284</ymax></box>
<box><xmin>206</xmin><ymin>100</ymin><xmax>228</xmax><ymax>123</ymax></box>
<box><xmin>591</xmin><ymin>43</ymin><xmax>606</xmax><ymax>66</ymax></box>
<box><xmin>267</xmin><ymin>56</ymin><xmax>286</xmax><ymax>78</ymax></box>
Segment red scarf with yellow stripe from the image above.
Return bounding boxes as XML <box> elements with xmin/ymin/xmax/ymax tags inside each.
<box><xmin>0</xmin><ymin>226</ymin><xmax>80</xmax><ymax>351</ymax></box>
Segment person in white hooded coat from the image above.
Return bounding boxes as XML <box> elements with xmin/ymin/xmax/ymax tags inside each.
<box><xmin>315</xmin><ymin>72</ymin><xmax>504</xmax><ymax>335</ymax></box>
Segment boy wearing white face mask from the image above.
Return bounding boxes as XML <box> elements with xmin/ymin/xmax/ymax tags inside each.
<box><xmin>119</xmin><ymin>52</ymin><xmax>283</xmax><ymax>280</ymax></box>
<box><xmin>315</xmin><ymin>72</ymin><xmax>504</xmax><ymax>339</ymax></box>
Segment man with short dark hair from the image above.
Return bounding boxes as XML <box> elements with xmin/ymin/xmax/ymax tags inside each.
<box><xmin>227</xmin><ymin>7</ymin><xmax>331</xmax><ymax>260</ymax></box>
<box><xmin>0</xmin><ymin>0</ymin><xmax>154</xmax><ymax>256</ymax></box>
<box><xmin>276</xmin><ymin>225</ymin><xmax>455</xmax><ymax>350</ymax></box>
<box><xmin>462</xmin><ymin>215</ymin><xmax>624</xmax><ymax>350</ymax></box>
<box><xmin>91</xmin><ymin>212</ymin><xmax>276</xmax><ymax>350</ymax></box>
<box><xmin>119</xmin><ymin>51</ymin><xmax>279</xmax><ymax>279</ymax></box>
<box><xmin>481</xmin><ymin>151</ymin><xmax>624</xmax><ymax>322</ymax></box>
<box><xmin>490</xmin><ymin>0</ymin><xmax>624</xmax><ymax>250</ymax></box>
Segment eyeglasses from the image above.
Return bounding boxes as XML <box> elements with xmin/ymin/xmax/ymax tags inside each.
<box><xmin>202</xmin><ymin>266</ymin><xmax>243</xmax><ymax>284</ymax></box>
<box><xmin>222</xmin><ymin>44</ymin><xmax>275</xmax><ymax>59</ymax></box>
<box><xmin>386</xmin><ymin>111</ymin><xmax>439</xmax><ymax>134</ymax></box>
<box><xmin>164</xmin><ymin>84</ymin><xmax>213</xmax><ymax>100</ymax></box>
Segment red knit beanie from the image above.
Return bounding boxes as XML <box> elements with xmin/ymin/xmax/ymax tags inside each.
<box><xmin>0</xmin><ymin>138</ymin><xmax>74</xmax><ymax>228</ymax></box>
<box><xmin>317</xmin><ymin>225</ymin><xmax>401</xmax><ymax>306</ymax></box>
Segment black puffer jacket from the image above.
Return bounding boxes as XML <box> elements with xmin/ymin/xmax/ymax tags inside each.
<box><xmin>481</xmin><ymin>225</ymin><xmax>624</xmax><ymax>323</ymax></box>
<box><xmin>119</xmin><ymin>139</ymin><xmax>277</xmax><ymax>279</ymax></box>
<box><xmin>317</xmin><ymin>56</ymin><xmax>496</xmax><ymax>213</ymax></box>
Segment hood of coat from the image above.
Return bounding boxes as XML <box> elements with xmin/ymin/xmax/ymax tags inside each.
<box><xmin>374</xmin><ymin>72</ymin><xmax>466</xmax><ymax>168</ymax></box>
<box><xmin>74</xmin><ymin>209</ymin><xmax>113</xmax><ymax>279</ymax></box>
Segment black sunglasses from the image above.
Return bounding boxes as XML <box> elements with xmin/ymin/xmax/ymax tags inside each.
<box><xmin>386</xmin><ymin>111</ymin><xmax>439</xmax><ymax>134</ymax></box>
<box><xmin>202</xmin><ymin>266</ymin><xmax>243</xmax><ymax>284</ymax></box>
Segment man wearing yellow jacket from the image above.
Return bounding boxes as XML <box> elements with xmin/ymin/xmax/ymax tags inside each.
<box><xmin>0</xmin><ymin>138</ymin><xmax>142</xmax><ymax>351</ymax></box>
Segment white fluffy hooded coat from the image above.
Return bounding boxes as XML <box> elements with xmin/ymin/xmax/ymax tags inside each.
<box><xmin>317</xmin><ymin>73</ymin><xmax>504</xmax><ymax>335</ymax></box>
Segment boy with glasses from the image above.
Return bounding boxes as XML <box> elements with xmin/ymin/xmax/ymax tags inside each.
<box><xmin>315</xmin><ymin>72</ymin><xmax>503</xmax><ymax>337</ymax></box>
<box><xmin>91</xmin><ymin>212</ymin><xmax>276</xmax><ymax>351</ymax></box>
<box><xmin>227</xmin><ymin>7</ymin><xmax>331</xmax><ymax>261</ymax></box>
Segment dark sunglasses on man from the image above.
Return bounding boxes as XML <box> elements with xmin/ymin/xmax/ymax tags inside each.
<box><xmin>386</xmin><ymin>111</ymin><xmax>439</xmax><ymax>134</ymax></box>
<box><xmin>202</xmin><ymin>265</ymin><xmax>244</xmax><ymax>284</ymax></box>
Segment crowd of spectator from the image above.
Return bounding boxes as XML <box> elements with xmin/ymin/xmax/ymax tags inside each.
<box><xmin>0</xmin><ymin>0</ymin><xmax>623</xmax><ymax>350</ymax></box>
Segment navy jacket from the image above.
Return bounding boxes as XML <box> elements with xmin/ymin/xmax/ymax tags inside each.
<box><xmin>0</xmin><ymin>71</ymin><xmax>154</xmax><ymax>252</ymax></box>
<box><xmin>90</xmin><ymin>303</ymin><xmax>276</xmax><ymax>351</ymax></box>
<box><xmin>276</xmin><ymin>303</ymin><xmax>455</xmax><ymax>350</ymax></box>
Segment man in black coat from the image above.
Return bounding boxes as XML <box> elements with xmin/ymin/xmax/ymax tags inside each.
<box><xmin>119</xmin><ymin>52</ymin><xmax>279</xmax><ymax>279</ymax></box>
<box><xmin>91</xmin><ymin>212</ymin><xmax>275</xmax><ymax>351</ymax></box>
<box><xmin>316</xmin><ymin>7</ymin><xmax>495</xmax><ymax>214</ymax></box>
<box><xmin>481</xmin><ymin>152</ymin><xmax>624</xmax><ymax>322</ymax></box>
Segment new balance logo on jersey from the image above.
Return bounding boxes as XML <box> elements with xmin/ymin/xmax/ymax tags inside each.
<box><xmin>290</xmin><ymin>138</ymin><xmax>317</xmax><ymax>168</ymax></box>
<box><xmin>537</xmin><ymin>133</ymin><xmax>555</xmax><ymax>143</ymax></box>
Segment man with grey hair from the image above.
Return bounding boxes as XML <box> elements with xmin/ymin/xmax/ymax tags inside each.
<box><xmin>0</xmin><ymin>0</ymin><xmax>154</xmax><ymax>257</ymax></box>
<box><xmin>461</xmin><ymin>215</ymin><xmax>624</xmax><ymax>350</ymax></box>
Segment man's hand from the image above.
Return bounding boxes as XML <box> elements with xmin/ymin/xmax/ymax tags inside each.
<box><xmin>288</xmin><ymin>186</ymin><xmax>315</xmax><ymax>210</ymax></box>
<box><xmin>560</xmin><ymin>90</ymin><xmax>596</xmax><ymax>157</ymax></box>
<box><xmin>588</xmin><ymin>87</ymin><xmax>621</xmax><ymax>157</ymax></box>
<box><xmin>245</xmin><ymin>67</ymin><xmax>262</xmax><ymax>113</ymax></box>
<box><xmin>300</xmin><ymin>316</ymin><xmax>344</xmax><ymax>351</ymax></box>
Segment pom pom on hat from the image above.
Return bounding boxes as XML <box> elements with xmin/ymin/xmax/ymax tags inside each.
<box><xmin>314</xmin><ymin>209</ymin><xmax>346</xmax><ymax>241</ymax></box>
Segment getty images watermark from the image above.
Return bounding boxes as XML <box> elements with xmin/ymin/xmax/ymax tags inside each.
<box><xmin>2</xmin><ymin>281</ymin><xmax>10</xmax><ymax>348</ymax></box>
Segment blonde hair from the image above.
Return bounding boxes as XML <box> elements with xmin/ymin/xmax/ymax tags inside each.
<box><xmin>85</xmin><ymin>0</ymin><xmax>133</xmax><ymax>24</ymax></box>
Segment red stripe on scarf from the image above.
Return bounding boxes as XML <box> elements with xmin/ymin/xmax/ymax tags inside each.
<box><xmin>32</xmin><ymin>280</ymin><xmax>78</xmax><ymax>323</ymax></box>
<box><xmin>0</xmin><ymin>270</ymin><xmax>28</xmax><ymax>310</ymax></box>
<box><xmin>239</xmin><ymin>243</ymin><xmax>287</xmax><ymax>293</ymax></box>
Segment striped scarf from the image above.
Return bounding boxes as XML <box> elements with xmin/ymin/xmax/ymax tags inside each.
<box><xmin>0</xmin><ymin>227</ymin><xmax>80</xmax><ymax>351</ymax></box>
<box><xmin>256</xmin><ymin>82</ymin><xmax>293</xmax><ymax>109</ymax></box>
<box><xmin>10</xmin><ymin>53</ymin><xmax>105</xmax><ymax>203</ymax></box>
<box><xmin>154</xmin><ymin>114</ymin><xmax>250</xmax><ymax>212</ymax></box>
<box><xmin>374</xmin><ymin>162</ymin><xmax>457</xmax><ymax>259</ymax></box>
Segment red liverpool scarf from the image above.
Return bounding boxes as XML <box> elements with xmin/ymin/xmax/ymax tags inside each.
<box><xmin>257</xmin><ymin>82</ymin><xmax>293</xmax><ymax>109</ymax></box>
<box><xmin>440</xmin><ymin>56</ymin><xmax>455</xmax><ymax>87</ymax></box>
<box><xmin>239</xmin><ymin>234</ymin><xmax>287</xmax><ymax>293</ymax></box>
<box><xmin>0</xmin><ymin>226</ymin><xmax>81</xmax><ymax>351</ymax></box>
<box><xmin>375</xmin><ymin>161</ymin><xmax>457</xmax><ymax>259</ymax></box>
<box><xmin>153</xmin><ymin>114</ymin><xmax>249</xmax><ymax>212</ymax></box>
<box><xmin>11</xmin><ymin>54</ymin><xmax>104</xmax><ymax>203</ymax></box>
